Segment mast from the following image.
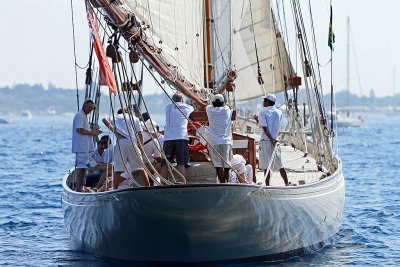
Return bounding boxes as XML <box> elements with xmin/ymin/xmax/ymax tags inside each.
<box><xmin>346</xmin><ymin>16</ymin><xmax>350</xmax><ymax>108</ymax></box>
<box><xmin>394</xmin><ymin>66</ymin><xmax>396</xmax><ymax>104</ymax></box>
<box><xmin>204</xmin><ymin>0</ymin><xmax>213</xmax><ymax>89</ymax></box>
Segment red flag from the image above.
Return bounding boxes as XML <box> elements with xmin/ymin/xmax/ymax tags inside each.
<box><xmin>86</xmin><ymin>2</ymin><xmax>118</xmax><ymax>94</ymax></box>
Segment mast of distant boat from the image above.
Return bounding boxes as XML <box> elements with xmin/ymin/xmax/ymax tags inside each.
<box><xmin>393</xmin><ymin>67</ymin><xmax>396</xmax><ymax>108</ymax></box>
<box><xmin>346</xmin><ymin>16</ymin><xmax>350</xmax><ymax>112</ymax></box>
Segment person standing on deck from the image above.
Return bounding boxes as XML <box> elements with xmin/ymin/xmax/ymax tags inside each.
<box><xmin>255</xmin><ymin>94</ymin><xmax>289</xmax><ymax>186</ymax></box>
<box><xmin>160</xmin><ymin>92</ymin><xmax>194</xmax><ymax>184</ymax></box>
<box><xmin>71</xmin><ymin>99</ymin><xmax>101</xmax><ymax>192</ymax></box>
<box><xmin>102</xmin><ymin>108</ymin><xmax>150</xmax><ymax>188</ymax></box>
<box><xmin>142</xmin><ymin>119</ymin><xmax>162</xmax><ymax>184</ymax></box>
<box><xmin>206</xmin><ymin>94</ymin><xmax>233</xmax><ymax>183</ymax></box>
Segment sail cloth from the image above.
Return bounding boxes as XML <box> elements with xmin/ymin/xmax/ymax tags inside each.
<box><xmin>232</xmin><ymin>0</ymin><xmax>293</xmax><ymax>101</ymax></box>
<box><xmin>211</xmin><ymin>0</ymin><xmax>232</xmax><ymax>85</ymax></box>
<box><xmin>123</xmin><ymin>0</ymin><xmax>205</xmax><ymax>90</ymax></box>
<box><xmin>86</xmin><ymin>2</ymin><xmax>117</xmax><ymax>94</ymax></box>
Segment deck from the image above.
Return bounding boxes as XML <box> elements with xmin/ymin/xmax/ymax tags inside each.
<box><xmin>255</xmin><ymin>145</ymin><xmax>325</xmax><ymax>186</ymax></box>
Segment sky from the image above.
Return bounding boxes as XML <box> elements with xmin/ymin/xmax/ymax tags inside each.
<box><xmin>1</xmin><ymin>0</ymin><xmax>399</xmax><ymax>97</ymax></box>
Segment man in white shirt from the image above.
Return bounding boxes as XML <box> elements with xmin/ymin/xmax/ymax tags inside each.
<box><xmin>160</xmin><ymin>92</ymin><xmax>194</xmax><ymax>183</ymax></box>
<box><xmin>206</xmin><ymin>94</ymin><xmax>233</xmax><ymax>183</ymax></box>
<box><xmin>71</xmin><ymin>99</ymin><xmax>101</xmax><ymax>192</ymax></box>
<box><xmin>142</xmin><ymin>119</ymin><xmax>162</xmax><ymax>182</ymax></box>
<box><xmin>229</xmin><ymin>154</ymin><xmax>253</xmax><ymax>184</ymax></box>
<box><xmin>255</xmin><ymin>93</ymin><xmax>289</xmax><ymax>186</ymax></box>
<box><xmin>86</xmin><ymin>135</ymin><xmax>113</xmax><ymax>190</ymax></box>
<box><xmin>102</xmin><ymin>108</ymin><xmax>150</xmax><ymax>189</ymax></box>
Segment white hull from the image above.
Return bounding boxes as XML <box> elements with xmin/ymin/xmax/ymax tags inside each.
<box><xmin>62</xmin><ymin>157</ymin><xmax>345</xmax><ymax>263</ymax></box>
<box><xmin>336</xmin><ymin>119</ymin><xmax>363</xmax><ymax>128</ymax></box>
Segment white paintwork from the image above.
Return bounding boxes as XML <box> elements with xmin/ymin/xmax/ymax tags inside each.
<box><xmin>62</xmin><ymin>157</ymin><xmax>344</xmax><ymax>262</ymax></box>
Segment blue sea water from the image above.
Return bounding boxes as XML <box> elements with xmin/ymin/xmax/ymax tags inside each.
<box><xmin>0</xmin><ymin>113</ymin><xmax>399</xmax><ymax>266</ymax></box>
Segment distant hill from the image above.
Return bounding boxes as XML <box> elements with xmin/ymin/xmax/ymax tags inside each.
<box><xmin>0</xmin><ymin>84</ymin><xmax>169</xmax><ymax>116</ymax></box>
<box><xmin>0</xmin><ymin>84</ymin><xmax>399</xmax><ymax>116</ymax></box>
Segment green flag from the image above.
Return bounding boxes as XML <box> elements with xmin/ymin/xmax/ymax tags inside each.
<box><xmin>328</xmin><ymin>5</ymin><xmax>335</xmax><ymax>50</ymax></box>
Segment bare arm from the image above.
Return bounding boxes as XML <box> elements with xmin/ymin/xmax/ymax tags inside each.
<box><xmin>253</xmin><ymin>115</ymin><xmax>259</xmax><ymax>123</ymax></box>
<box><xmin>102</xmin><ymin>118</ymin><xmax>115</xmax><ymax>133</ymax></box>
<box><xmin>137</xmin><ymin>131</ymin><xmax>144</xmax><ymax>145</ymax></box>
<box><xmin>262</xmin><ymin>126</ymin><xmax>277</xmax><ymax>146</ymax></box>
<box><xmin>76</xmin><ymin>127</ymin><xmax>101</xmax><ymax>136</ymax></box>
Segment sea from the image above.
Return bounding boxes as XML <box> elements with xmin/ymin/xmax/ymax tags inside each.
<box><xmin>0</xmin><ymin>112</ymin><xmax>399</xmax><ymax>266</ymax></box>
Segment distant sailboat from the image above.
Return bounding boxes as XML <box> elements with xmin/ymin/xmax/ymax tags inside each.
<box><xmin>385</xmin><ymin>67</ymin><xmax>400</xmax><ymax>115</ymax></box>
<box><xmin>21</xmin><ymin>109</ymin><xmax>32</xmax><ymax>118</ymax></box>
<box><xmin>335</xmin><ymin>17</ymin><xmax>363</xmax><ymax>127</ymax></box>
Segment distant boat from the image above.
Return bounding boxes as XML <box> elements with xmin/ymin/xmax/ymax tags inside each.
<box><xmin>336</xmin><ymin>17</ymin><xmax>364</xmax><ymax>128</ymax></box>
<box><xmin>0</xmin><ymin>117</ymin><xmax>11</xmax><ymax>124</ymax></box>
<box><xmin>46</xmin><ymin>108</ymin><xmax>57</xmax><ymax>115</ymax></box>
<box><xmin>385</xmin><ymin>68</ymin><xmax>400</xmax><ymax>116</ymax></box>
<box><xmin>21</xmin><ymin>110</ymin><xmax>32</xmax><ymax>118</ymax></box>
<box><xmin>328</xmin><ymin>110</ymin><xmax>363</xmax><ymax>128</ymax></box>
<box><xmin>384</xmin><ymin>106</ymin><xmax>400</xmax><ymax>116</ymax></box>
<box><xmin>337</xmin><ymin>117</ymin><xmax>363</xmax><ymax>128</ymax></box>
<box><xmin>336</xmin><ymin>111</ymin><xmax>363</xmax><ymax>127</ymax></box>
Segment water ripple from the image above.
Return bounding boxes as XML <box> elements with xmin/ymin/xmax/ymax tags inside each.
<box><xmin>1</xmin><ymin>114</ymin><xmax>400</xmax><ymax>266</ymax></box>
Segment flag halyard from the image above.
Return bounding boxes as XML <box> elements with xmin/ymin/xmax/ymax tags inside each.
<box><xmin>86</xmin><ymin>2</ymin><xmax>118</xmax><ymax>94</ymax></box>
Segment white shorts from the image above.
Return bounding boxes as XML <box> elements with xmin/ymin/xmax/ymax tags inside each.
<box><xmin>75</xmin><ymin>152</ymin><xmax>92</xmax><ymax>169</ymax></box>
<box><xmin>113</xmin><ymin>138</ymin><xmax>144</xmax><ymax>172</ymax></box>
<box><xmin>258</xmin><ymin>140</ymin><xmax>283</xmax><ymax>170</ymax></box>
<box><xmin>209</xmin><ymin>144</ymin><xmax>233</xmax><ymax>168</ymax></box>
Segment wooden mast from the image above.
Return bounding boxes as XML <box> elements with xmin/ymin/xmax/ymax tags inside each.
<box><xmin>203</xmin><ymin>0</ymin><xmax>237</xmax><ymax>95</ymax></box>
<box><xmin>204</xmin><ymin>0</ymin><xmax>213</xmax><ymax>89</ymax></box>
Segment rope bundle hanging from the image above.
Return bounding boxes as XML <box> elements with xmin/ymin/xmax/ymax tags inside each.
<box><xmin>248</xmin><ymin>0</ymin><xmax>264</xmax><ymax>86</ymax></box>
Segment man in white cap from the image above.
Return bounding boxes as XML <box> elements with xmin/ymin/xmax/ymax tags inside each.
<box><xmin>142</xmin><ymin>119</ymin><xmax>162</xmax><ymax>181</ymax></box>
<box><xmin>161</xmin><ymin>92</ymin><xmax>194</xmax><ymax>183</ymax></box>
<box><xmin>206</xmin><ymin>94</ymin><xmax>233</xmax><ymax>183</ymax></box>
<box><xmin>255</xmin><ymin>93</ymin><xmax>289</xmax><ymax>186</ymax></box>
<box><xmin>102</xmin><ymin>108</ymin><xmax>150</xmax><ymax>188</ymax></box>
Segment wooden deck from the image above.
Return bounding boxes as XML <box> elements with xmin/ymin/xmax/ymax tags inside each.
<box><xmin>255</xmin><ymin>145</ymin><xmax>326</xmax><ymax>186</ymax></box>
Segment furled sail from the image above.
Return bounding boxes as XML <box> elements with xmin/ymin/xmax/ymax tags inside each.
<box><xmin>123</xmin><ymin>0</ymin><xmax>205</xmax><ymax>89</ymax></box>
<box><xmin>232</xmin><ymin>0</ymin><xmax>294</xmax><ymax>101</ymax></box>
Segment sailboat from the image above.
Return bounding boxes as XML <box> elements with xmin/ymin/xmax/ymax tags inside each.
<box><xmin>334</xmin><ymin>17</ymin><xmax>363</xmax><ymax>128</ymax></box>
<box><xmin>385</xmin><ymin>67</ymin><xmax>400</xmax><ymax>115</ymax></box>
<box><xmin>62</xmin><ymin>0</ymin><xmax>345</xmax><ymax>263</ymax></box>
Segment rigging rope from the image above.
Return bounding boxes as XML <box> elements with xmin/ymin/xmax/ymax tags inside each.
<box><xmin>248</xmin><ymin>0</ymin><xmax>264</xmax><ymax>86</ymax></box>
<box><xmin>70</xmin><ymin>0</ymin><xmax>80</xmax><ymax>111</ymax></box>
<box><xmin>139</xmin><ymin>57</ymin><xmax>245</xmax><ymax>181</ymax></box>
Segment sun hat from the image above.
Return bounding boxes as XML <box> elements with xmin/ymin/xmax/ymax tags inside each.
<box><xmin>263</xmin><ymin>93</ymin><xmax>277</xmax><ymax>102</ymax></box>
<box><xmin>144</xmin><ymin>119</ymin><xmax>157</xmax><ymax>134</ymax></box>
<box><xmin>230</xmin><ymin>155</ymin><xmax>246</xmax><ymax>174</ymax></box>
<box><xmin>114</xmin><ymin>114</ymin><xmax>130</xmax><ymax>138</ymax></box>
<box><xmin>211</xmin><ymin>94</ymin><xmax>224</xmax><ymax>103</ymax></box>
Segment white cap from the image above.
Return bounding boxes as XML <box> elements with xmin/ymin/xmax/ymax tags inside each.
<box><xmin>230</xmin><ymin>154</ymin><xmax>246</xmax><ymax>173</ymax></box>
<box><xmin>144</xmin><ymin>119</ymin><xmax>157</xmax><ymax>133</ymax></box>
<box><xmin>114</xmin><ymin>114</ymin><xmax>130</xmax><ymax>138</ymax></box>
<box><xmin>263</xmin><ymin>93</ymin><xmax>276</xmax><ymax>102</ymax></box>
<box><xmin>211</xmin><ymin>94</ymin><xmax>224</xmax><ymax>103</ymax></box>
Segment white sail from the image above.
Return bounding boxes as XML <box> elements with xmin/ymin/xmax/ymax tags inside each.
<box><xmin>123</xmin><ymin>0</ymin><xmax>205</xmax><ymax>88</ymax></box>
<box><xmin>211</xmin><ymin>0</ymin><xmax>232</xmax><ymax>85</ymax></box>
<box><xmin>232</xmin><ymin>0</ymin><xmax>293</xmax><ymax>101</ymax></box>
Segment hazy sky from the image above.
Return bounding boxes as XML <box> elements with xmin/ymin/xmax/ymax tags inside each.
<box><xmin>1</xmin><ymin>0</ymin><xmax>399</xmax><ymax>97</ymax></box>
